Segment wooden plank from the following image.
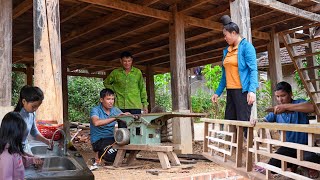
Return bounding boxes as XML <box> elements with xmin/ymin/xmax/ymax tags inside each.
<box><xmin>236</xmin><ymin>126</ymin><xmax>243</xmax><ymax>167</ymax></box>
<box><xmin>202</xmin><ymin>152</ymin><xmax>266</xmax><ymax>179</ymax></box>
<box><xmin>256</xmin><ymin>149</ymin><xmax>320</xmax><ymax>170</ymax></box>
<box><xmin>62</xmin><ymin>11</ymin><xmax>127</xmax><ymax>44</ymax></box>
<box><xmin>178</xmin><ymin>0</ymin><xmax>212</xmax><ymax>13</ymax></box>
<box><xmin>67</xmin><ymin>72</ymin><xmax>106</xmax><ymax>79</ymax></box>
<box><xmin>206</xmin><ymin>136</ymin><xmax>237</xmax><ymax>147</ymax></box>
<box><xmin>66</xmin><ymin>19</ymin><xmax>160</xmax><ymax>55</ymax></box>
<box><xmin>166</xmin><ymin>151</ymin><xmax>181</xmax><ymax>166</ymax></box>
<box><xmin>0</xmin><ymin>0</ymin><xmax>12</xmax><ymax>107</ymax></box>
<box><xmin>157</xmin><ymin>152</ymin><xmax>171</xmax><ymax>169</ymax></box>
<box><xmin>13</xmin><ymin>0</ymin><xmax>32</xmax><ymax>19</ymax></box>
<box><xmin>113</xmin><ymin>149</ymin><xmax>126</xmax><ymax>167</ymax></box>
<box><xmin>201</xmin><ymin>118</ymin><xmax>254</xmax><ymax>127</ymax></box>
<box><xmin>209</xmin><ymin>129</ymin><xmax>235</xmax><ymax>136</ymax></box>
<box><xmin>79</xmin><ymin>0</ymin><xmax>171</xmax><ymax>20</ymax></box>
<box><xmin>207</xmin><ymin>145</ymin><xmax>232</xmax><ymax>156</ymax></box>
<box><xmin>246</xmin><ymin>127</ymin><xmax>253</xmax><ymax>172</ymax></box>
<box><xmin>268</xmin><ymin>29</ymin><xmax>283</xmax><ymax>106</ymax></box>
<box><xmin>60</xmin><ymin>3</ymin><xmax>92</xmax><ymax>23</ymax></box>
<box><xmin>255</xmin><ymin>137</ymin><xmax>320</xmax><ymax>154</ymax></box>
<box><xmin>33</xmin><ymin>0</ymin><xmax>63</xmax><ymax>123</ymax></box>
<box><xmin>249</xmin><ymin>0</ymin><xmax>320</xmax><ymax>22</ymax></box>
<box><xmin>80</xmin><ymin>0</ymin><xmax>269</xmax><ymax>40</ymax></box>
<box><xmin>204</xmin><ymin>122</ymin><xmax>209</xmax><ymax>152</ymax></box>
<box><xmin>256</xmin><ymin>162</ymin><xmax>312</xmax><ymax>180</ymax></box>
<box><xmin>169</xmin><ymin>5</ymin><xmax>192</xmax><ymax>154</ymax></box>
<box><xmin>113</xmin><ymin>144</ymin><xmax>173</xmax><ymax>152</ymax></box>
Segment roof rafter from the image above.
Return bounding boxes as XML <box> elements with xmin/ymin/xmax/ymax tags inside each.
<box><xmin>13</xmin><ymin>0</ymin><xmax>32</xmax><ymax>19</ymax></box>
<box><xmin>249</xmin><ymin>0</ymin><xmax>320</xmax><ymax>22</ymax></box>
<box><xmin>79</xmin><ymin>0</ymin><xmax>270</xmax><ymax>40</ymax></box>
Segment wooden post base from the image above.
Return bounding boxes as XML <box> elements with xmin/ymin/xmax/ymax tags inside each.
<box><xmin>113</xmin><ymin>144</ymin><xmax>181</xmax><ymax>169</ymax></box>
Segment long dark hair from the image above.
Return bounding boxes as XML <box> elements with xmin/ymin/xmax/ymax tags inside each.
<box><xmin>0</xmin><ymin>112</ymin><xmax>26</xmax><ymax>155</ymax></box>
<box><xmin>220</xmin><ymin>15</ymin><xmax>240</xmax><ymax>34</ymax></box>
<box><xmin>14</xmin><ymin>85</ymin><xmax>44</xmax><ymax>112</ymax></box>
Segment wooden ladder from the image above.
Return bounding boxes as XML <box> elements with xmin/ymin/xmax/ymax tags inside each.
<box><xmin>280</xmin><ymin>23</ymin><xmax>320</xmax><ymax>116</ymax></box>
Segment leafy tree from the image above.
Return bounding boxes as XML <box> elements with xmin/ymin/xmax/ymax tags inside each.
<box><xmin>12</xmin><ymin>64</ymin><xmax>26</xmax><ymax>106</ymax></box>
<box><xmin>202</xmin><ymin>64</ymin><xmax>222</xmax><ymax>90</ymax></box>
<box><xmin>68</xmin><ymin>76</ymin><xmax>104</xmax><ymax>123</ymax></box>
<box><xmin>154</xmin><ymin>73</ymin><xmax>172</xmax><ymax>111</ymax></box>
<box><xmin>256</xmin><ymin>80</ymin><xmax>272</xmax><ymax>118</ymax></box>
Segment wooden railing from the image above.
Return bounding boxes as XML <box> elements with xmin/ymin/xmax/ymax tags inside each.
<box><xmin>202</xmin><ymin>118</ymin><xmax>320</xmax><ymax>180</ymax></box>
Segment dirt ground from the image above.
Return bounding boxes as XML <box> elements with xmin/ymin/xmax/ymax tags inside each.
<box><xmin>72</xmin><ymin>130</ymin><xmax>229</xmax><ymax>180</ymax></box>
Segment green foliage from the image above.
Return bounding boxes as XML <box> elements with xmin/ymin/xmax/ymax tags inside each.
<box><xmin>200</xmin><ymin>64</ymin><xmax>226</xmax><ymax>119</ymax></box>
<box><xmin>154</xmin><ymin>73</ymin><xmax>172</xmax><ymax>111</ymax></box>
<box><xmin>68</xmin><ymin>76</ymin><xmax>104</xmax><ymax>123</ymax></box>
<box><xmin>11</xmin><ymin>64</ymin><xmax>26</xmax><ymax>106</ymax></box>
<box><xmin>256</xmin><ymin>80</ymin><xmax>272</xmax><ymax>118</ymax></box>
<box><xmin>191</xmin><ymin>89</ymin><xmax>226</xmax><ymax>120</ymax></box>
<box><xmin>202</xmin><ymin>64</ymin><xmax>222</xmax><ymax>90</ymax></box>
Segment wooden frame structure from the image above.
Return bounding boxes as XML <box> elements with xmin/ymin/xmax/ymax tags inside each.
<box><xmin>202</xmin><ymin>118</ymin><xmax>320</xmax><ymax>180</ymax></box>
<box><xmin>1</xmin><ymin>0</ymin><xmax>320</xmax><ymax>153</ymax></box>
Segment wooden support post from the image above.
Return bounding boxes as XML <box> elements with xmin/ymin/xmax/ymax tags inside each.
<box><xmin>157</xmin><ymin>152</ymin><xmax>171</xmax><ymax>169</ymax></box>
<box><xmin>230</xmin><ymin>0</ymin><xmax>252</xmax><ymax>42</ymax></box>
<box><xmin>236</xmin><ymin>126</ymin><xmax>243</xmax><ymax>168</ymax></box>
<box><xmin>0</xmin><ymin>0</ymin><xmax>13</xmax><ymax>121</ymax></box>
<box><xmin>0</xmin><ymin>0</ymin><xmax>12</xmax><ymax>107</ymax></box>
<box><xmin>33</xmin><ymin>0</ymin><xmax>63</xmax><ymax>124</ymax></box>
<box><xmin>203</xmin><ymin>122</ymin><xmax>209</xmax><ymax>152</ymax></box>
<box><xmin>26</xmin><ymin>64</ymin><xmax>33</xmax><ymax>85</ymax></box>
<box><xmin>280</xmin><ymin>130</ymin><xmax>287</xmax><ymax>171</ymax></box>
<box><xmin>246</xmin><ymin>127</ymin><xmax>253</xmax><ymax>172</ymax></box>
<box><xmin>166</xmin><ymin>151</ymin><xmax>181</xmax><ymax>166</ymax></box>
<box><xmin>268</xmin><ymin>29</ymin><xmax>283</xmax><ymax>106</ymax></box>
<box><xmin>169</xmin><ymin>4</ymin><xmax>192</xmax><ymax>154</ymax></box>
<box><xmin>146</xmin><ymin>65</ymin><xmax>155</xmax><ymax>112</ymax></box>
<box><xmin>113</xmin><ymin>149</ymin><xmax>126</xmax><ymax>167</ymax></box>
<box><xmin>62</xmin><ymin>58</ymin><xmax>70</xmax><ymax>139</ymax></box>
<box><xmin>230</xmin><ymin>0</ymin><xmax>257</xmax><ymax>119</ymax></box>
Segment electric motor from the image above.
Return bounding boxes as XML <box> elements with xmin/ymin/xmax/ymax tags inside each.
<box><xmin>114</xmin><ymin>128</ymin><xmax>130</xmax><ymax>145</ymax></box>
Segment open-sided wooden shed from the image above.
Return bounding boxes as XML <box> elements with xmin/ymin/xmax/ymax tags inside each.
<box><xmin>1</xmin><ymin>0</ymin><xmax>320</xmax><ymax>153</ymax></box>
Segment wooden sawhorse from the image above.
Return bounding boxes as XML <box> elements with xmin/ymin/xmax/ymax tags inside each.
<box><xmin>112</xmin><ymin>144</ymin><xmax>181</xmax><ymax>169</ymax></box>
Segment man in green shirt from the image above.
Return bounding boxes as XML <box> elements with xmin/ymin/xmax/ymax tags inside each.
<box><xmin>104</xmin><ymin>51</ymin><xmax>148</xmax><ymax>114</ymax></box>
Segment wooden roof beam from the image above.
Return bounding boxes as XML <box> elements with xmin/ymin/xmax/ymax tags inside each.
<box><xmin>61</xmin><ymin>11</ymin><xmax>127</xmax><ymax>44</ymax></box>
<box><xmin>13</xmin><ymin>0</ymin><xmax>32</xmax><ymax>19</ymax></box>
<box><xmin>92</xmin><ymin>27</ymin><xmax>169</xmax><ymax>59</ymax></box>
<box><xmin>14</xmin><ymin>3</ymin><xmax>92</xmax><ymax>47</ymax></box>
<box><xmin>65</xmin><ymin>19</ymin><xmax>162</xmax><ymax>55</ymax></box>
<box><xmin>60</xmin><ymin>3</ymin><xmax>92</xmax><ymax>23</ymax></box>
<box><xmin>178</xmin><ymin>0</ymin><xmax>212</xmax><ymax>13</ymax></box>
<box><xmin>66</xmin><ymin>57</ymin><xmax>169</xmax><ymax>73</ymax></box>
<box><xmin>62</xmin><ymin>0</ymin><xmax>162</xmax><ymax>45</ymax></box>
<box><xmin>79</xmin><ymin>0</ymin><xmax>270</xmax><ymax>40</ymax></box>
<box><xmin>249</xmin><ymin>0</ymin><xmax>320</xmax><ymax>22</ymax></box>
<box><xmin>79</xmin><ymin>0</ymin><xmax>171</xmax><ymax>20</ymax></box>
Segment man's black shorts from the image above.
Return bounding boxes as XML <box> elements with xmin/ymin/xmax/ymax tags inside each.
<box><xmin>92</xmin><ymin>137</ymin><xmax>117</xmax><ymax>162</ymax></box>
